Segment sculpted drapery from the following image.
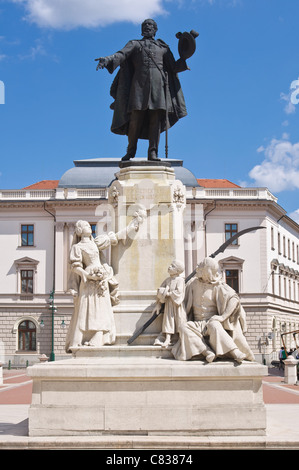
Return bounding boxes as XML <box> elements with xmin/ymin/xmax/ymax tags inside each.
<box><xmin>172</xmin><ymin>258</ymin><xmax>255</xmax><ymax>363</ymax></box>
<box><xmin>65</xmin><ymin>223</ymin><xmax>118</xmax><ymax>352</ymax></box>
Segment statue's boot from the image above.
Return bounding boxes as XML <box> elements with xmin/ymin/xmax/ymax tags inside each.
<box><xmin>148</xmin><ymin>150</ymin><xmax>160</xmax><ymax>161</ymax></box>
<box><xmin>121</xmin><ymin>153</ymin><xmax>134</xmax><ymax>161</ymax></box>
<box><xmin>122</xmin><ymin>143</ymin><xmax>136</xmax><ymax>161</ymax></box>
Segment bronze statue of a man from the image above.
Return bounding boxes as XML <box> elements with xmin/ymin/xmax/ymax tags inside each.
<box><xmin>96</xmin><ymin>19</ymin><xmax>189</xmax><ymax>161</ymax></box>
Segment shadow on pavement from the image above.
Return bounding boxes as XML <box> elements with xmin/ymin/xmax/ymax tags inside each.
<box><xmin>268</xmin><ymin>366</ymin><xmax>284</xmax><ymax>377</ymax></box>
<box><xmin>0</xmin><ymin>419</ymin><xmax>28</xmax><ymax>436</ymax></box>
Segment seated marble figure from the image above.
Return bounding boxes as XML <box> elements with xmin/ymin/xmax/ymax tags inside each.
<box><xmin>168</xmin><ymin>257</ymin><xmax>255</xmax><ymax>363</ymax></box>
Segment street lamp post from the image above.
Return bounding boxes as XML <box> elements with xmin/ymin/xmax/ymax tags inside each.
<box><xmin>43</xmin><ymin>203</ymin><xmax>57</xmax><ymax>362</ymax></box>
<box><xmin>48</xmin><ymin>290</ymin><xmax>57</xmax><ymax>361</ymax></box>
<box><xmin>41</xmin><ymin>295</ymin><xmax>66</xmax><ymax>361</ymax></box>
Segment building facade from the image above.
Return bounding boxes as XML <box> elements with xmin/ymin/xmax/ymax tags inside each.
<box><xmin>0</xmin><ymin>159</ymin><xmax>298</xmax><ymax>366</ymax></box>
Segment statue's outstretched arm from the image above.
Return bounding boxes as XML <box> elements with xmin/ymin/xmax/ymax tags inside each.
<box><xmin>115</xmin><ymin>209</ymin><xmax>147</xmax><ymax>243</ymax></box>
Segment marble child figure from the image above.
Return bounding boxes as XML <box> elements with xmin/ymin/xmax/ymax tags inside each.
<box><xmin>153</xmin><ymin>260</ymin><xmax>187</xmax><ymax>348</ymax></box>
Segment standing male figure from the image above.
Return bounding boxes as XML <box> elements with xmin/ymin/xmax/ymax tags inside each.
<box><xmin>96</xmin><ymin>19</ymin><xmax>188</xmax><ymax>161</ymax></box>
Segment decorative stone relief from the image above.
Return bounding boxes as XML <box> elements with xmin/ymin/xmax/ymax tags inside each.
<box><xmin>109</xmin><ymin>185</ymin><xmax>120</xmax><ymax>206</ymax></box>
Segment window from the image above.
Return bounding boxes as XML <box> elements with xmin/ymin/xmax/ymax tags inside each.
<box><xmin>18</xmin><ymin>320</ymin><xmax>36</xmax><ymax>351</ymax></box>
<box><xmin>225</xmin><ymin>223</ymin><xmax>238</xmax><ymax>245</ymax></box>
<box><xmin>278</xmin><ymin>275</ymin><xmax>281</xmax><ymax>297</ymax></box>
<box><xmin>272</xmin><ymin>272</ymin><xmax>275</xmax><ymax>295</ymax></box>
<box><xmin>284</xmin><ymin>277</ymin><xmax>287</xmax><ymax>297</ymax></box>
<box><xmin>21</xmin><ymin>269</ymin><xmax>34</xmax><ymax>294</ymax></box>
<box><xmin>21</xmin><ymin>225</ymin><xmax>34</xmax><ymax>246</ymax></box>
<box><xmin>278</xmin><ymin>232</ymin><xmax>281</xmax><ymax>254</ymax></box>
<box><xmin>283</xmin><ymin>236</ymin><xmax>286</xmax><ymax>257</ymax></box>
<box><xmin>90</xmin><ymin>223</ymin><xmax>97</xmax><ymax>238</ymax></box>
<box><xmin>225</xmin><ymin>269</ymin><xmax>239</xmax><ymax>292</ymax></box>
<box><xmin>14</xmin><ymin>257</ymin><xmax>38</xmax><ymax>297</ymax></box>
<box><xmin>271</xmin><ymin>227</ymin><xmax>274</xmax><ymax>250</ymax></box>
<box><xmin>219</xmin><ymin>256</ymin><xmax>244</xmax><ymax>294</ymax></box>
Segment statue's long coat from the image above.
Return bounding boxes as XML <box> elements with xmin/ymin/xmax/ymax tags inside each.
<box><xmin>105</xmin><ymin>38</ymin><xmax>188</xmax><ymax>139</ymax></box>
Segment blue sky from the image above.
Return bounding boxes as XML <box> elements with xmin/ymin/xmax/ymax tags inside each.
<box><xmin>1</xmin><ymin>0</ymin><xmax>299</xmax><ymax>221</ymax></box>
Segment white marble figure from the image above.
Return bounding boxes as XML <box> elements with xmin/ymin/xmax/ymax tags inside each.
<box><xmin>153</xmin><ymin>260</ymin><xmax>187</xmax><ymax>348</ymax></box>
<box><xmin>65</xmin><ymin>214</ymin><xmax>145</xmax><ymax>352</ymax></box>
<box><xmin>172</xmin><ymin>257</ymin><xmax>255</xmax><ymax>363</ymax></box>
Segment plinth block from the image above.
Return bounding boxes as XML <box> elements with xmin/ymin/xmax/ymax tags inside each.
<box><xmin>119</xmin><ymin>160</ymin><xmax>172</xmax><ymax>169</ymax></box>
<box><xmin>27</xmin><ymin>356</ymin><xmax>267</xmax><ymax>437</ymax></box>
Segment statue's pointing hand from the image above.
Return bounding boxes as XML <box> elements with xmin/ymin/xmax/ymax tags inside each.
<box><xmin>95</xmin><ymin>57</ymin><xmax>108</xmax><ymax>71</ymax></box>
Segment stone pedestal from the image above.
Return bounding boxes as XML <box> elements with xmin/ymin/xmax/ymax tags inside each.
<box><xmin>109</xmin><ymin>162</ymin><xmax>186</xmax><ymax>291</ymax></box>
<box><xmin>27</xmin><ymin>357</ymin><xmax>267</xmax><ymax>437</ymax></box>
<box><xmin>105</xmin><ymin>161</ymin><xmax>186</xmax><ymax>342</ymax></box>
<box><xmin>29</xmin><ymin>160</ymin><xmax>268</xmax><ymax>441</ymax></box>
<box><xmin>284</xmin><ymin>356</ymin><xmax>299</xmax><ymax>385</ymax></box>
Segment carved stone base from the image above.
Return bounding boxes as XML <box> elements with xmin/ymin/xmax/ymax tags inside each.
<box><xmin>70</xmin><ymin>345</ymin><xmax>173</xmax><ymax>358</ymax></box>
<box><xmin>118</xmin><ymin>160</ymin><xmax>172</xmax><ymax>168</ymax></box>
<box><xmin>27</xmin><ymin>355</ymin><xmax>267</xmax><ymax>437</ymax></box>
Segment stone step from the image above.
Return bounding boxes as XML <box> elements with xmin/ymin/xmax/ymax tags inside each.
<box><xmin>114</xmin><ymin>333</ymin><xmax>157</xmax><ymax>346</ymax></box>
<box><xmin>70</xmin><ymin>344</ymin><xmax>173</xmax><ymax>359</ymax></box>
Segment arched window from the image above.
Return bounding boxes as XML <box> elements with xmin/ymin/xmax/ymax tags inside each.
<box><xmin>18</xmin><ymin>320</ymin><xmax>36</xmax><ymax>351</ymax></box>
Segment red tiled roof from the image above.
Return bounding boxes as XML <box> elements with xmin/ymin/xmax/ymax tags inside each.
<box><xmin>23</xmin><ymin>178</ymin><xmax>240</xmax><ymax>190</ymax></box>
<box><xmin>23</xmin><ymin>180</ymin><xmax>59</xmax><ymax>190</ymax></box>
<box><xmin>197</xmin><ymin>179</ymin><xmax>240</xmax><ymax>188</ymax></box>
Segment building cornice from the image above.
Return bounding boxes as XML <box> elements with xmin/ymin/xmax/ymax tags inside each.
<box><xmin>1</xmin><ymin>186</ymin><xmax>298</xmax><ymax>231</ymax></box>
<box><xmin>0</xmin><ymin>199</ymin><xmax>105</xmax><ymax>209</ymax></box>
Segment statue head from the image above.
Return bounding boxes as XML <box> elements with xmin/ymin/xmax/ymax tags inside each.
<box><xmin>74</xmin><ymin>220</ymin><xmax>92</xmax><ymax>238</ymax></box>
<box><xmin>141</xmin><ymin>19</ymin><xmax>158</xmax><ymax>38</ymax></box>
<box><xmin>196</xmin><ymin>257</ymin><xmax>221</xmax><ymax>283</ymax></box>
<box><xmin>168</xmin><ymin>259</ymin><xmax>184</xmax><ymax>276</ymax></box>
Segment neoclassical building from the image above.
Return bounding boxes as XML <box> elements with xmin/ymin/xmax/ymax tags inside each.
<box><xmin>0</xmin><ymin>158</ymin><xmax>298</xmax><ymax>366</ymax></box>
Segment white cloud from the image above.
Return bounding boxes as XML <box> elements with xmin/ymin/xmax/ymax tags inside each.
<box><xmin>196</xmin><ymin>0</ymin><xmax>241</xmax><ymax>5</ymax></box>
<box><xmin>289</xmin><ymin>209</ymin><xmax>299</xmax><ymax>224</ymax></box>
<box><xmin>18</xmin><ymin>38</ymin><xmax>47</xmax><ymax>59</ymax></box>
<box><xmin>280</xmin><ymin>91</ymin><xmax>296</xmax><ymax>115</ymax></box>
<box><xmin>12</xmin><ymin>0</ymin><xmax>167</xmax><ymax>30</ymax></box>
<box><xmin>248</xmin><ymin>136</ymin><xmax>299</xmax><ymax>193</ymax></box>
<box><xmin>280</xmin><ymin>78</ymin><xmax>299</xmax><ymax>115</ymax></box>
<box><xmin>10</xmin><ymin>0</ymin><xmax>241</xmax><ymax>30</ymax></box>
